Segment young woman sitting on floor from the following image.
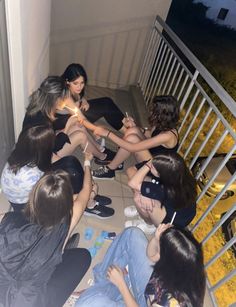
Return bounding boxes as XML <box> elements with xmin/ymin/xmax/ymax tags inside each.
<box><xmin>0</xmin><ymin>168</ymin><xmax>92</xmax><ymax>307</ymax></box>
<box><xmin>92</xmin><ymin>95</ymin><xmax>179</xmax><ymax>179</ymax></box>
<box><xmin>75</xmin><ymin>224</ymin><xmax>206</xmax><ymax>307</ymax></box>
<box><xmin>125</xmin><ymin>152</ymin><xmax>197</xmax><ymax>234</ymax></box>
<box><xmin>60</xmin><ymin>63</ymin><xmax>127</xmax><ymax>165</ymax></box>
<box><xmin>0</xmin><ymin>125</ymin><xmax>114</xmax><ymax>218</ymax></box>
<box><xmin>23</xmin><ymin>76</ymin><xmax>109</xmax><ymax>161</ymax></box>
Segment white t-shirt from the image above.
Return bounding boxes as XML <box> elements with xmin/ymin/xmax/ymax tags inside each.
<box><xmin>0</xmin><ymin>163</ymin><xmax>43</xmax><ymax>204</ymax></box>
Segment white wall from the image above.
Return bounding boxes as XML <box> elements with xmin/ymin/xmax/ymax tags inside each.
<box><xmin>195</xmin><ymin>0</ymin><xmax>236</xmax><ymax>29</ymax></box>
<box><xmin>50</xmin><ymin>0</ymin><xmax>172</xmax><ymax>88</ymax></box>
<box><xmin>5</xmin><ymin>0</ymin><xmax>52</xmax><ymax>138</ymax></box>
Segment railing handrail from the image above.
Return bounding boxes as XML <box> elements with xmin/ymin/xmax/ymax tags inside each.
<box><xmin>155</xmin><ymin>15</ymin><xmax>236</xmax><ymax>117</ymax></box>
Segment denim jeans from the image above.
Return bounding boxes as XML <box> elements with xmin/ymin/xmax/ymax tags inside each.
<box><xmin>75</xmin><ymin>227</ymin><xmax>153</xmax><ymax>307</ymax></box>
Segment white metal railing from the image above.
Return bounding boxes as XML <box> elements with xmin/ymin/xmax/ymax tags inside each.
<box><xmin>138</xmin><ymin>16</ymin><xmax>236</xmax><ymax>307</ymax></box>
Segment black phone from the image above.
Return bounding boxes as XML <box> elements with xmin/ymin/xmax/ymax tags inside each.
<box><xmin>104</xmin><ymin>232</ymin><xmax>116</xmax><ymax>240</ymax></box>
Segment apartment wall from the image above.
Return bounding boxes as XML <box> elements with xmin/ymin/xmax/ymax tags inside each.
<box><xmin>50</xmin><ymin>0</ymin><xmax>172</xmax><ymax>88</ymax></box>
<box><xmin>195</xmin><ymin>0</ymin><xmax>236</xmax><ymax>29</ymax></box>
<box><xmin>5</xmin><ymin>0</ymin><xmax>51</xmax><ymax>137</ymax></box>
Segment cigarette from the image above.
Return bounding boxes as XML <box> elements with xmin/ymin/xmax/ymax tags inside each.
<box><xmin>125</xmin><ymin>112</ymin><xmax>129</xmax><ymax>118</ymax></box>
<box><xmin>170</xmin><ymin>212</ymin><xmax>176</xmax><ymax>225</ymax></box>
<box><xmin>83</xmin><ymin>142</ymin><xmax>89</xmax><ymax>153</ymax></box>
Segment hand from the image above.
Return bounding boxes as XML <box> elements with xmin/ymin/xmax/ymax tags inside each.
<box><xmin>134</xmin><ymin>192</ymin><xmax>156</xmax><ymax>213</ymax></box>
<box><xmin>107</xmin><ymin>265</ymin><xmax>126</xmax><ymax>289</ymax></box>
<box><xmin>93</xmin><ymin>126</ymin><xmax>109</xmax><ymax>137</ymax></box>
<box><xmin>145</xmin><ymin>161</ymin><xmax>159</xmax><ymax>177</ymax></box>
<box><xmin>122</xmin><ymin>116</ymin><xmax>136</xmax><ymax>128</ymax></box>
<box><xmin>154</xmin><ymin>223</ymin><xmax>171</xmax><ymax>241</ymax></box>
<box><xmin>84</xmin><ymin>151</ymin><xmax>93</xmax><ymax>162</ymax></box>
<box><xmin>80</xmin><ymin>98</ymin><xmax>90</xmax><ymax>111</ymax></box>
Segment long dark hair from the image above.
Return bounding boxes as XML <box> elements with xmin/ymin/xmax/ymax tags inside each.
<box><xmin>152</xmin><ymin>152</ymin><xmax>197</xmax><ymax>209</ymax></box>
<box><xmin>148</xmin><ymin>95</ymin><xmax>179</xmax><ymax>131</ymax></box>
<box><xmin>152</xmin><ymin>227</ymin><xmax>205</xmax><ymax>307</ymax></box>
<box><xmin>61</xmin><ymin>63</ymin><xmax>88</xmax><ymax>98</ymax></box>
<box><xmin>26</xmin><ymin>76</ymin><xmax>70</xmax><ymax>119</ymax></box>
<box><xmin>8</xmin><ymin>125</ymin><xmax>55</xmax><ymax>173</ymax></box>
<box><xmin>25</xmin><ymin>170</ymin><xmax>73</xmax><ymax>228</ymax></box>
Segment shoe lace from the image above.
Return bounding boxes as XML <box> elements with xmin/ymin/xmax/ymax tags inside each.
<box><xmin>94</xmin><ymin>166</ymin><xmax>108</xmax><ymax>176</ymax></box>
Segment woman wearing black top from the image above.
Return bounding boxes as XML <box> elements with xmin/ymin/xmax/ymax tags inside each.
<box><xmin>127</xmin><ymin>152</ymin><xmax>197</xmax><ymax>229</ymax></box>
<box><xmin>92</xmin><ymin>95</ymin><xmax>179</xmax><ymax>179</ymax></box>
<box><xmin>0</xmin><ymin>167</ymin><xmax>92</xmax><ymax>307</ymax></box>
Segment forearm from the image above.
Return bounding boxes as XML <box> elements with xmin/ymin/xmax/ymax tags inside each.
<box><xmin>81</xmin><ymin>118</ymin><xmax>97</xmax><ymax>132</ymax></box>
<box><xmin>118</xmin><ymin>281</ymin><xmax>139</xmax><ymax>307</ymax></box>
<box><xmin>128</xmin><ymin>164</ymin><xmax>150</xmax><ymax>191</ymax></box>
<box><xmin>108</xmin><ymin>131</ymin><xmax>154</xmax><ymax>152</ymax></box>
<box><xmin>146</xmin><ymin>237</ymin><xmax>160</xmax><ymax>262</ymax></box>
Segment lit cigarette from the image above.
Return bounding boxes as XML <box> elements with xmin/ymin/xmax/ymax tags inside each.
<box><xmin>170</xmin><ymin>212</ymin><xmax>176</xmax><ymax>225</ymax></box>
<box><xmin>125</xmin><ymin>112</ymin><xmax>129</xmax><ymax>118</ymax></box>
<box><xmin>83</xmin><ymin>142</ymin><xmax>89</xmax><ymax>153</ymax></box>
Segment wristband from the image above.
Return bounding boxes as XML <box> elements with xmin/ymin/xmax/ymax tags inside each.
<box><xmin>84</xmin><ymin>160</ymin><xmax>91</xmax><ymax>167</ymax></box>
<box><xmin>106</xmin><ymin>130</ymin><xmax>111</xmax><ymax>138</ymax></box>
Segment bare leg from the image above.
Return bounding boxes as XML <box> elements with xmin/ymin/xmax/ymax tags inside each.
<box><xmin>57</xmin><ymin>130</ymin><xmax>106</xmax><ymax>159</ymax></box>
<box><xmin>108</xmin><ymin>127</ymin><xmax>150</xmax><ymax>170</ymax></box>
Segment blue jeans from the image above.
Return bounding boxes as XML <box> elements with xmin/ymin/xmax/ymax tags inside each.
<box><xmin>75</xmin><ymin>227</ymin><xmax>153</xmax><ymax>307</ymax></box>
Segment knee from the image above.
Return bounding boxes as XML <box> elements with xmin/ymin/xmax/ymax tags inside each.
<box><xmin>80</xmin><ymin>248</ymin><xmax>92</xmax><ymax>269</ymax></box>
<box><xmin>123</xmin><ymin>226</ymin><xmax>145</xmax><ymax>240</ymax></box>
<box><xmin>124</xmin><ymin>127</ymin><xmax>140</xmax><ymax>137</ymax></box>
<box><xmin>124</xmin><ymin>133</ymin><xmax>141</xmax><ymax>143</ymax></box>
<box><xmin>70</xmin><ymin>130</ymin><xmax>87</xmax><ymax>144</ymax></box>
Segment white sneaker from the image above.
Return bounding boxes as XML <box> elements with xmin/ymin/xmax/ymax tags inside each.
<box><xmin>124</xmin><ymin>205</ymin><xmax>139</xmax><ymax>218</ymax></box>
<box><xmin>125</xmin><ymin>218</ymin><xmax>156</xmax><ymax>235</ymax></box>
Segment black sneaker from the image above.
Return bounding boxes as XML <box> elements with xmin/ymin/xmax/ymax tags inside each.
<box><xmin>65</xmin><ymin>233</ymin><xmax>80</xmax><ymax>249</ymax></box>
<box><xmin>115</xmin><ymin>162</ymin><xmax>124</xmax><ymax>171</ymax></box>
<box><xmin>94</xmin><ymin>194</ymin><xmax>112</xmax><ymax>206</ymax></box>
<box><xmin>92</xmin><ymin>166</ymin><xmax>115</xmax><ymax>179</ymax></box>
<box><xmin>94</xmin><ymin>147</ymin><xmax>116</xmax><ymax>165</ymax></box>
<box><xmin>84</xmin><ymin>204</ymin><xmax>115</xmax><ymax>219</ymax></box>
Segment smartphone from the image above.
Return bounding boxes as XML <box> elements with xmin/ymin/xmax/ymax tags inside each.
<box><xmin>104</xmin><ymin>232</ymin><xmax>116</xmax><ymax>240</ymax></box>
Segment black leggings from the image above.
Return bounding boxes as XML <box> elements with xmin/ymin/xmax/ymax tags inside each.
<box><xmin>46</xmin><ymin>248</ymin><xmax>91</xmax><ymax>307</ymax></box>
<box><xmin>85</xmin><ymin>97</ymin><xmax>124</xmax><ymax>131</ymax></box>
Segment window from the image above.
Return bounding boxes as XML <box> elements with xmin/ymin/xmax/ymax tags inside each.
<box><xmin>217</xmin><ymin>8</ymin><xmax>229</xmax><ymax>20</ymax></box>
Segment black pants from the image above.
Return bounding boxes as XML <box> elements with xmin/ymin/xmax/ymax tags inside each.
<box><xmin>84</xmin><ymin>97</ymin><xmax>124</xmax><ymax>131</ymax></box>
<box><xmin>54</xmin><ymin>97</ymin><xmax>125</xmax><ymax>132</ymax></box>
<box><xmin>46</xmin><ymin>248</ymin><xmax>91</xmax><ymax>307</ymax></box>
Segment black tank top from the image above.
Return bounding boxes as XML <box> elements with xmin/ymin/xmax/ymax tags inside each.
<box><xmin>149</xmin><ymin>128</ymin><xmax>179</xmax><ymax>156</ymax></box>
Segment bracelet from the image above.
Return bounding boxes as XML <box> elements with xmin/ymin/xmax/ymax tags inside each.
<box><xmin>106</xmin><ymin>130</ymin><xmax>111</xmax><ymax>138</ymax></box>
<box><xmin>84</xmin><ymin>160</ymin><xmax>91</xmax><ymax>167</ymax></box>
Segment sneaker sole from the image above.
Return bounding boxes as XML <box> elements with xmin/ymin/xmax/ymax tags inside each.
<box><xmin>84</xmin><ymin>212</ymin><xmax>114</xmax><ymax>219</ymax></box>
<box><xmin>92</xmin><ymin>176</ymin><xmax>115</xmax><ymax>180</ymax></box>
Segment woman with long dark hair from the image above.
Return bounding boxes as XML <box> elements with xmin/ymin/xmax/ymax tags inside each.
<box><xmin>75</xmin><ymin>225</ymin><xmax>206</xmax><ymax>307</ymax></box>
<box><xmin>61</xmin><ymin>63</ymin><xmax>125</xmax><ymax>133</ymax></box>
<box><xmin>59</xmin><ymin>63</ymin><xmax>127</xmax><ymax>164</ymax></box>
<box><xmin>92</xmin><ymin>95</ymin><xmax>179</xmax><ymax>179</ymax></box>
<box><xmin>0</xmin><ymin>169</ymin><xmax>92</xmax><ymax>307</ymax></box>
<box><xmin>126</xmin><ymin>152</ymin><xmax>197</xmax><ymax>232</ymax></box>
<box><xmin>1</xmin><ymin>125</ymin><xmax>114</xmax><ymax>218</ymax></box>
